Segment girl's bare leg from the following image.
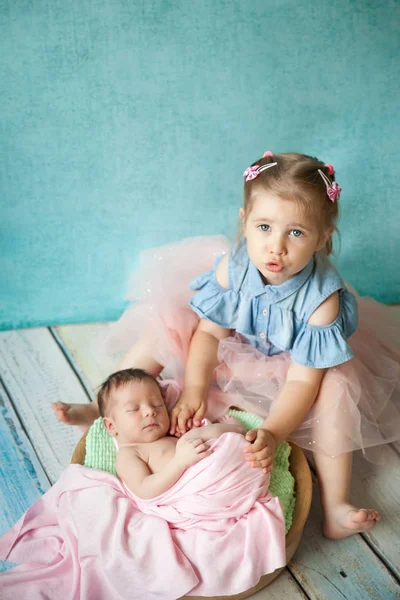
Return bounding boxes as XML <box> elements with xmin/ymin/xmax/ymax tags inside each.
<box><xmin>52</xmin><ymin>332</ymin><xmax>162</xmax><ymax>428</ymax></box>
<box><xmin>312</xmin><ymin>392</ymin><xmax>380</xmax><ymax>539</ymax></box>
<box><xmin>314</xmin><ymin>451</ymin><xmax>380</xmax><ymax>539</ymax></box>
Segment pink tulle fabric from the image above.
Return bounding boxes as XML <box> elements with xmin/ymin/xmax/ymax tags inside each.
<box><xmin>105</xmin><ymin>236</ymin><xmax>400</xmax><ymax>464</ymax></box>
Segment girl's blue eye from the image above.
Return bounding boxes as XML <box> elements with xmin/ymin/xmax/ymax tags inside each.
<box><xmin>258</xmin><ymin>224</ymin><xmax>270</xmax><ymax>232</ymax></box>
<box><xmin>291</xmin><ymin>229</ymin><xmax>303</xmax><ymax>238</ymax></box>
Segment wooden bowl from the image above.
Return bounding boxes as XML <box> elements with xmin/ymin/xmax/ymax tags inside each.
<box><xmin>71</xmin><ymin>432</ymin><xmax>312</xmax><ymax>599</ymax></box>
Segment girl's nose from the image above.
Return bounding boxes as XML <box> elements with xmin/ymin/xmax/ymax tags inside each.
<box><xmin>269</xmin><ymin>235</ymin><xmax>286</xmax><ymax>255</ymax></box>
<box><xmin>143</xmin><ymin>405</ymin><xmax>156</xmax><ymax>416</ymax></box>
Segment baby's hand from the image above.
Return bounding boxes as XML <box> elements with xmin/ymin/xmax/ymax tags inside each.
<box><xmin>175</xmin><ymin>436</ymin><xmax>212</xmax><ymax>468</ymax></box>
<box><xmin>244</xmin><ymin>428</ymin><xmax>276</xmax><ymax>474</ymax></box>
<box><xmin>170</xmin><ymin>390</ymin><xmax>207</xmax><ymax>437</ymax></box>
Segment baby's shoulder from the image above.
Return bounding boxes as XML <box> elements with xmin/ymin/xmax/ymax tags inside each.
<box><xmin>116</xmin><ymin>443</ymin><xmax>141</xmax><ymax>461</ymax></box>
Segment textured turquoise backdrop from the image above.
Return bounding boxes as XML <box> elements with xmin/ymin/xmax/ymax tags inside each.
<box><xmin>1</xmin><ymin>0</ymin><xmax>399</xmax><ymax>330</ymax></box>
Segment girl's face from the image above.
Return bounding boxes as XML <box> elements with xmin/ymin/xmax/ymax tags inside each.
<box><xmin>241</xmin><ymin>191</ymin><xmax>328</xmax><ymax>285</ymax></box>
<box><xmin>103</xmin><ymin>379</ymin><xmax>170</xmax><ymax>444</ymax></box>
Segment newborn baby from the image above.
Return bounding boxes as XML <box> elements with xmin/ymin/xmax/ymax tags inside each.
<box><xmin>99</xmin><ymin>368</ymin><xmax>245</xmax><ymax>498</ymax></box>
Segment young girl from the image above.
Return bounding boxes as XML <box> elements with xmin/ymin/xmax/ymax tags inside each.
<box><xmin>53</xmin><ymin>151</ymin><xmax>400</xmax><ymax>539</ymax></box>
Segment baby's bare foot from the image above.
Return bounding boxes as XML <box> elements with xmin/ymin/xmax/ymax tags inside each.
<box><xmin>219</xmin><ymin>415</ymin><xmax>246</xmax><ymax>435</ymax></box>
<box><xmin>52</xmin><ymin>402</ymin><xmax>99</xmax><ymax>430</ymax></box>
<box><xmin>323</xmin><ymin>503</ymin><xmax>381</xmax><ymax>539</ymax></box>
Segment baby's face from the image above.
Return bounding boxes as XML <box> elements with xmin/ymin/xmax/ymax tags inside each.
<box><xmin>104</xmin><ymin>379</ymin><xmax>170</xmax><ymax>443</ymax></box>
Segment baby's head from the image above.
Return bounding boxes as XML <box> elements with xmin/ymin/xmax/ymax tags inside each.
<box><xmin>98</xmin><ymin>368</ymin><xmax>170</xmax><ymax>444</ymax></box>
<box><xmin>240</xmin><ymin>152</ymin><xmax>340</xmax><ymax>284</ymax></box>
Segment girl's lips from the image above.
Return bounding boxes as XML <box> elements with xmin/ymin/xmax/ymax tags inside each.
<box><xmin>266</xmin><ymin>262</ymin><xmax>283</xmax><ymax>273</ymax></box>
<box><xmin>144</xmin><ymin>423</ymin><xmax>159</xmax><ymax>430</ymax></box>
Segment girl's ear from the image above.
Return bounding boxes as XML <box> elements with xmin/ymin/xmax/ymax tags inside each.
<box><xmin>103</xmin><ymin>416</ymin><xmax>117</xmax><ymax>437</ymax></box>
<box><xmin>239</xmin><ymin>208</ymin><xmax>247</xmax><ymax>238</ymax></box>
<box><xmin>316</xmin><ymin>226</ymin><xmax>334</xmax><ymax>252</ymax></box>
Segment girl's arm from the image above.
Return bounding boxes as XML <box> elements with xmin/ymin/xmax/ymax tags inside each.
<box><xmin>170</xmin><ymin>255</ymin><xmax>232</xmax><ymax>435</ymax></box>
<box><xmin>260</xmin><ymin>362</ymin><xmax>325</xmax><ymax>445</ymax></box>
<box><xmin>246</xmin><ymin>292</ymin><xmax>340</xmax><ymax>469</ymax></box>
<box><xmin>263</xmin><ymin>290</ymin><xmax>340</xmax><ymax>443</ymax></box>
<box><xmin>184</xmin><ymin>319</ymin><xmax>231</xmax><ymax>399</ymax></box>
<box><xmin>169</xmin><ymin>320</ymin><xmax>231</xmax><ymax>435</ymax></box>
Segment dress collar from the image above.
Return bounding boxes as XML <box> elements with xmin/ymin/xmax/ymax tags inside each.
<box><xmin>248</xmin><ymin>255</ymin><xmax>315</xmax><ymax>301</ymax></box>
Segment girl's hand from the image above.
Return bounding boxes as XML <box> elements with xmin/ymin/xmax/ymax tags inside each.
<box><xmin>169</xmin><ymin>390</ymin><xmax>208</xmax><ymax>436</ymax></box>
<box><xmin>175</xmin><ymin>436</ymin><xmax>212</xmax><ymax>468</ymax></box>
<box><xmin>244</xmin><ymin>428</ymin><xmax>276</xmax><ymax>474</ymax></box>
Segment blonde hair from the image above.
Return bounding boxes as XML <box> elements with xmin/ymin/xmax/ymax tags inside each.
<box><xmin>242</xmin><ymin>152</ymin><xmax>340</xmax><ymax>255</ymax></box>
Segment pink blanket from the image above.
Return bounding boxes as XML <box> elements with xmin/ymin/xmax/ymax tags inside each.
<box><xmin>0</xmin><ymin>433</ymin><xmax>286</xmax><ymax>599</ymax></box>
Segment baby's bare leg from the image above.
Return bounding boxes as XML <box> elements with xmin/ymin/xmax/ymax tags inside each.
<box><xmin>52</xmin><ymin>332</ymin><xmax>162</xmax><ymax>428</ymax></box>
<box><xmin>313</xmin><ymin>392</ymin><xmax>380</xmax><ymax>539</ymax></box>
<box><xmin>184</xmin><ymin>416</ymin><xmax>246</xmax><ymax>441</ymax></box>
<box><xmin>217</xmin><ymin>415</ymin><xmax>246</xmax><ymax>434</ymax></box>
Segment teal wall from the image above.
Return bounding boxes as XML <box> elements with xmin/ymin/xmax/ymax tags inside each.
<box><xmin>1</xmin><ymin>0</ymin><xmax>399</xmax><ymax>330</ymax></box>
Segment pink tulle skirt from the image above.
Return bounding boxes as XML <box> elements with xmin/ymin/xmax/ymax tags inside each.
<box><xmin>106</xmin><ymin>236</ymin><xmax>400</xmax><ymax>464</ymax></box>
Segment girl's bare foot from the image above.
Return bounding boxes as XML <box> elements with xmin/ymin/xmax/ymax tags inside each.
<box><xmin>218</xmin><ymin>415</ymin><xmax>246</xmax><ymax>435</ymax></box>
<box><xmin>323</xmin><ymin>503</ymin><xmax>381</xmax><ymax>539</ymax></box>
<box><xmin>52</xmin><ymin>402</ymin><xmax>99</xmax><ymax>429</ymax></box>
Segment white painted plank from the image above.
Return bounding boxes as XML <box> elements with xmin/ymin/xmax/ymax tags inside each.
<box><xmin>392</xmin><ymin>442</ymin><xmax>400</xmax><ymax>455</ymax></box>
<box><xmin>352</xmin><ymin>449</ymin><xmax>400</xmax><ymax>579</ymax></box>
<box><xmin>290</xmin><ymin>479</ymin><xmax>400</xmax><ymax>600</ymax></box>
<box><xmin>0</xmin><ymin>329</ymin><xmax>87</xmax><ymax>483</ymax></box>
<box><xmin>249</xmin><ymin>570</ymin><xmax>308</xmax><ymax>599</ymax></box>
<box><xmin>52</xmin><ymin>323</ymin><xmax>123</xmax><ymax>395</ymax></box>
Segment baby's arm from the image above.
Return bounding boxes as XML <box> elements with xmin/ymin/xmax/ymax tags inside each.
<box><xmin>116</xmin><ymin>439</ymin><xmax>212</xmax><ymax>500</ymax></box>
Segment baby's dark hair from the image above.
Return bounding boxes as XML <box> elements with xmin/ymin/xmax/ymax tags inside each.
<box><xmin>242</xmin><ymin>152</ymin><xmax>340</xmax><ymax>255</ymax></box>
<box><xmin>97</xmin><ymin>368</ymin><xmax>162</xmax><ymax>417</ymax></box>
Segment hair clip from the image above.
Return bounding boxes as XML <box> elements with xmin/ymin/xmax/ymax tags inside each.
<box><xmin>318</xmin><ymin>169</ymin><xmax>342</xmax><ymax>202</ymax></box>
<box><xmin>243</xmin><ymin>162</ymin><xmax>278</xmax><ymax>182</ymax></box>
<box><xmin>263</xmin><ymin>150</ymin><xmax>274</xmax><ymax>157</ymax></box>
<box><xmin>324</xmin><ymin>164</ymin><xmax>334</xmax><ymax>176</ymax></box>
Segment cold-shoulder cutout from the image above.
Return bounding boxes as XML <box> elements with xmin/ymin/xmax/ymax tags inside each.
<box><xmin>215</xmin><ymin>254</ymin><xmax>229</xmax><ymax>290</ymax></box>
<box><xmin>307</xmin><ymin>291</ymin><xmax>339</xmax><ymax>326</ymax></box>
<box><xmin>290</xmin><ymin>290</ymin><xmax>357</xmax><ymax>369</ymax></box>
<box><xmin>189</xmin><ymin>253</ymin><xmax>240</xmax><ymax>329</ymax></box>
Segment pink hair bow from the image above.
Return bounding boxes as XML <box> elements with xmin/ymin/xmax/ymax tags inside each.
<box><xmin>243</xmin><ymin>165</ymin><xmax>260</xmax><ymax>181</ymax></box>
<box><xmin>318</xmin><ymin>169</ymin><xmax>342</xmax><ymax>202</ymax></box>
<box><xmin>243</xmin><ymin>161</ymin><xmax>278</xmax><ymax>182</ymax></box>
<box><xmin>327</xmin><ymin>181</ymin><xmax>342</xmax><ymax>202</ymax></box>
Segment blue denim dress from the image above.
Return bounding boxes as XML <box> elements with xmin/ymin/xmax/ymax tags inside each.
<box><xmin>189</xmin><ymin>240</ymin><xmax>358</xmax><ymax>369</ymax></box>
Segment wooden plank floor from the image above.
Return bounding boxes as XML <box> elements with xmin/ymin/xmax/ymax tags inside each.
<box><xmin>1</xmin><ymin>320</ymin><xmax>400</xmax><ymax>599</ymax></box>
